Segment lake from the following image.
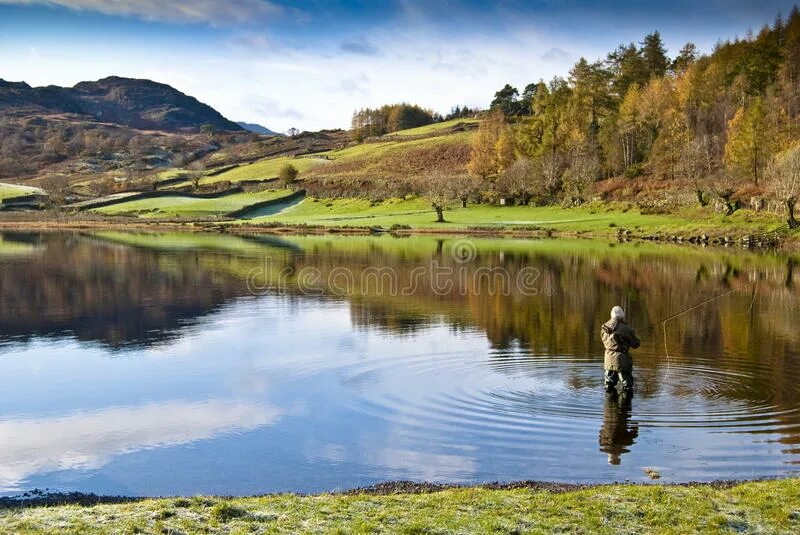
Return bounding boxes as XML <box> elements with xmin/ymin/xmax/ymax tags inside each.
<box><xmin>0</xmin><ymin>231</ymin><xmax>798</xmax><ymax>496</ymax></box>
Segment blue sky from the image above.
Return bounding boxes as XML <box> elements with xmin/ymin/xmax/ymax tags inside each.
<box><xmin>0</xmin><ymin>1</ymin><xmax>793</xmax><ymax>131</ymax></box>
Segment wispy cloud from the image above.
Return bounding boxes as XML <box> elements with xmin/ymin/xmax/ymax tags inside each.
<box><xmin>337</xmin><ymin>72</ymin><xmax>370</xmax><ymax>96</ymax></box>
<box><xmin>339</xmin><ymin>38</ymin><xmax>380</xmax><ymax>56</ymax></box>
<box><xmin>541</xmin><ymin>47</ymin><xmax>572</xmax><ymax>64</ymax></box>
<box><xmin>0</xmin><ymin>0</ymin><xmax>283</xmax><ymax>25</ymax></box>
<box><xmin>249</xmin><ymin>96</ymin><xmax>304</xmax><ymax>120</ymax></box>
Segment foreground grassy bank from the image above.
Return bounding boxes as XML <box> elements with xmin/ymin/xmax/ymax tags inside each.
<box><xmin>248</xmin><ymin>197</ymin><xmax>790</xmax><ymax>237</ymax></box>
<box><xmin>2</xmin><ymin>480</ymin><xmax>798</xmax><ymax>534</ymax></box>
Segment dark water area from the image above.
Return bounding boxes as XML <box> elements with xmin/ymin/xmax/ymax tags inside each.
<box><xmin>0</xmin><ymin>231</ymin><xmax>798</xmax><ymax>496</ymax></box>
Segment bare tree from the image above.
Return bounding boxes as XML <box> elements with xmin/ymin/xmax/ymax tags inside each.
<box><xmin>188</xmin><ymin>160</ymin><xmax>206</xmax><ymax>191</ymax></box>
<box><xmin>562</xmin><ymin>147</ymin><xmax>600</xmax><ymax>205</ymax></box>
<box><xmin>416</xmin><ymin>171</ymin><xmax>459</xmax><ymax>223</ymax></box>
<box><xmin>450</xmin><ymin>173</ymin><xmax>482</xmax><ymax>208</ymax></box>
<box><xmin>41</xmin><ymin>175</ymin><xmax>70</xmax><ymax>206</ymax></box>
<box><xmin>679</xmin><ymin>134</ymin><xmax>721</xmax><ymax>207</ymax></box>
<box><xmin>496</xmin><ymin>157</ymin><xmax>538</xmax><ymax>205</ymax></box>
<box><xmin>767</xmin><ymin>144</ymin><xmax>800</xmax><ymax>228</ymax></box>
<box><xmin>538</xmin><ymin>151</ymin><xmax>564</xmax><ymax>196</ymax></box>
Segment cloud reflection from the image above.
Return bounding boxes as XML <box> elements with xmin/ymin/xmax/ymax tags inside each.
<box><xmin>0</xmin><ymin>400</ymin><xmax>281</xmax><ymax>491</ymax></box>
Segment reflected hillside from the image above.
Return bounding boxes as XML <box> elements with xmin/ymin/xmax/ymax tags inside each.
<box><xmin>0</xmin><ymin>233</ymin><xmax>249</xmax><ymax>348</ymax></box>
<box><xmin>3</xmin><ymin>232</ymin><xmax>798</xmax><ymax>359</ymax></box>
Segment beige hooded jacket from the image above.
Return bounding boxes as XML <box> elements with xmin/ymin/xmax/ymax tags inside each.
<box><xmin>601</xmin><ymin>318</ymin><xmax>640</xmax><ymax>372</ymax></box>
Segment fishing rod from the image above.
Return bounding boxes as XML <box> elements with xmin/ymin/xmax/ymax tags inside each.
<box><xmin>635</xmin><ymin>285</ymin><xmax>748</xmax><ymax>381</ymax></box>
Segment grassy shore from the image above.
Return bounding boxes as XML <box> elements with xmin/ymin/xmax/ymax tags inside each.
<box><xmin>248</xmin><ymin>197</ymin><xmax>788</xmax><ymax>237</ymax></box>
<box><xmin>1</xmin><ymin>480</ymin><xmax>797</xmax><ymax>534</ymax></box>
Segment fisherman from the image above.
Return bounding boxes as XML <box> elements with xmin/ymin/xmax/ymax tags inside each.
<box><xmin>601</xmin><ymin>306</ymin><xmax>640</xmax><ymax>394</ymax></box>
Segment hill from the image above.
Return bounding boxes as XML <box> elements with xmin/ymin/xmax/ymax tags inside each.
<box><xmin>236</xmin><ymin>122</ymin><xmax>280</xmax><ymax>136</ymax></box>
<box><xmin>0</xmin><ymin>77</ymin><xmax>242</xmax><ymax>133</ymax></box>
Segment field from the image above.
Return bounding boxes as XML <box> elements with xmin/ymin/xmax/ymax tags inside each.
<box><xmin>0</xmin><ymin>182</ymin><xmax>43</xmax><ymax>201</ymax></box>
<box><xmin>202</xmin><ymin>156</ymin><xmax>327</xmax><ymax>184</ymax></box>
<box><xmin>250</xmin><ymin>197</ymin><xmax>786</xmax><ymax>236</ymax></box>
<box><xmin>1</xmin><ymin>479</ymin><xmax>797</xmax><ymax>534</ymax></box>
<box><xmin>382</xmin><ymin>117</ymin><xmax>480</xmax><ymax>137</ymax></box>
<box><xmin>92</xmin><ymin>189</ymin><xmax>295</xmax><ymax>218</ymax></box>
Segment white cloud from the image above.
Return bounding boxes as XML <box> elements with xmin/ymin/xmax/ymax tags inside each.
<box><xmin>0</xmin><ymin>400</ymin><xmax>281</xmax><ymax>491</ymax></box>
<box><xmin>0</xmin><ymin>10</ymin><xmax>590</xmax><ymax>132</ymax></box>
<box><xmin>0</xmin><ymin>0</ymin><xmax>282</xmax><ymax>24</ymax></box>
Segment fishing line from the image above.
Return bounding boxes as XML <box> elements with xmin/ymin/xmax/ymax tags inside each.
<box><xmin>658</xmin><ymin>288</ymin><xmax>737</xmax><ymax>380</ymax></box>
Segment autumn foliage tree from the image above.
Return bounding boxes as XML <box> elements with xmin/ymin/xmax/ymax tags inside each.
<box><xmin>767</xmin><ymin>143</ymin><xmax>800</xmax><ymax>227</ymax></box>
<box><xmin>467</xmin><ymin>110</ymin><xmax>505</xmax><ymax>181</ymax></box>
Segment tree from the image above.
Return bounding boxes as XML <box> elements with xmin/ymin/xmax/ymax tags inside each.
<box><xmin>450</xmin><ymin>174</ymin><xmax>482</xmax><ymax>208</ymax></box>
<box><xmin>672</xmin><ymin>43</ymin><xmax>698</xmax><ymax>73</ymax></box>
<box><xmin>606</xmin><ymin>43</ymin><xmax>648</xmax><ymax>98</ymax></box>
<box><xmin>617</xmin><ymin>84</ymin><xmax>645</xmax><ymax>170</ymax></box>
<box><xmin>490</xmin><ymin>84</ymin><xmax>522</xmax><ymax>116</ymax></box>
<box><xmin>41</xmin><ymin>175</ymin><xmax>70</xmax><ymax>208</ymax></box>
<box><xmin>724</xmin><ymin>98</ymin><xmax>767</xmax><ymax>185</ymax></box>
<box><xmin>201</xmin><ymin>124</ymin><xmax>214</xmax><ymax>140</ymax></box>
<box><xmin>679</xmin><ymin>135</ymin><xmax>721</xmax><ymax>206</ymax></box>
<box><xmin>287</xmin><ymin>127</ymin><xmax>300</xmax><ymax>138</ymax></box>
<box><xmin>278</xmin><ymin>163</ymin><xmax>299</xmax><ymax>185</ymax></box>
<box><xmin>496</xmin><ymin>157</ymin><xmax>538</xmax><ymax>205</ymax></box>
<box><xmin>712</xmin><ymin>170</ymin><xmax>745</xmax><ymax>216</ymax></box>
<box><xmin>188</xmin><ymin>160</ymin><xmax>206</xmax><ymax>190</ymax></box>
<box><xmin>520</xmin><ymin>83</ymin><xmax>539</xmax><ymax>114</ymax></box>
<box><xmin>641</xmin><ymin>31</ymin><xmax>670</xmax><ymax>78</ymax></box>
<box><xmin>467</xmin><ymin>110</ymin><xmax>505</xmax><ymax>180</ymax></box>
<box><xmin>767</xmin><ymin>143</ymin><xmax>800</xmax><ymax>227</ymax></box>
<box><xmin>569</xmin><ymin>58</ymin><xmax>613</xmax><ymax>144</ymax></box>
<box><xmin>562</xmin><ymin>146</ymin><xmax>600</xmax><ymax>204</ymax></box>
<box><xmin>417</xmin><ymin>171</ymin><xmax>458</xmax><ymax>223</ymax></box>
<box><xmin>495</xmin><ymin>127</ymin><xmax>517</xmax><ymax>173</ymax></box>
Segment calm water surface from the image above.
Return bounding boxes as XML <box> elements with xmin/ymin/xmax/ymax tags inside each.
<box><xmin>0</xmin><ymin>231</ymin><xmax>798</xmax><ymax>496</ymax></box>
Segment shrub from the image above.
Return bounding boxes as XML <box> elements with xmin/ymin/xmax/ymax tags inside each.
<box><xmin>210</xmin><ymin>502</ymin><xmax>247</xmax><ymax>522</ymax></box>
<box><xmin>278</xmin><ymin>163</ymin><xmax>299</xmax><ymax>185</ymax></box>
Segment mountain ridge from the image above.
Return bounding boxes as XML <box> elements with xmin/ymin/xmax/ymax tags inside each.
<box><xmin>0</xmin><ymin>76</ymin><xmax>243</xmax><ymax>133</ymax></box>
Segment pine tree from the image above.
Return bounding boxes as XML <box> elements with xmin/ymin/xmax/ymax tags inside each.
<box><xmin>642</xmin><ymin>31</ymin><xmax>670</xmax><ymax>77</ymax></box>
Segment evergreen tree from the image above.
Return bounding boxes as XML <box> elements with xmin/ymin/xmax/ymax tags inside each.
<box><xmin>642</xmin><ymin>31</ymin><xmax>670</xmax><ymax>77</ymax></box>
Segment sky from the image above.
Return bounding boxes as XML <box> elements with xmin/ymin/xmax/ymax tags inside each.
<box><xmin>0</xmin><ymin>1</ymin><xmax>794</xmax><ymax>132</ymax></box>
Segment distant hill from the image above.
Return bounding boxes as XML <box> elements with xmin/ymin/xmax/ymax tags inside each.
<box><xmin>236</xmin><ymin>122</ymin><xmax>281</xmax><ymax>136</ymax></box>
<box><xmin>0</xmin><ymin>76</ymin><xmax>243</xmax><ymax>133</ymax></box>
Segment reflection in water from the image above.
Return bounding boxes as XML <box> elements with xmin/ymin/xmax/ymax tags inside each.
<box><xmin>0</xmin><ymin>231</ymin><xmax>799</xmax><ymax>495</ymax></box>
<box><xmin>0</xmin><ymin>400</ymin><xmax>281</xmax><ymax>492</ymax></box>
<box><xmin>599</xmin><ymin>393</ymin><xmax>638</xmax><ymax>465</ymax></box>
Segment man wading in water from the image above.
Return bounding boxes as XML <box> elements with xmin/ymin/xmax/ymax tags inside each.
<box><xmin>601</xmin><ymin>306</ymin><xmax>640</xmax><ymax>395</ymax></box>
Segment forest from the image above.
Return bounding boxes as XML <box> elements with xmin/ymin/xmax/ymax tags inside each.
<box><xmin>467</xmin><ymin>7</ymin><xmax>800</xmax><ymax>226</ymax></box>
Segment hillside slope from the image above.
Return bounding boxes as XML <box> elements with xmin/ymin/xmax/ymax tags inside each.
<box><xmin>0</xmin><ymin>77</ymin><xmax>242</xmax><ymax>132</ymax></box>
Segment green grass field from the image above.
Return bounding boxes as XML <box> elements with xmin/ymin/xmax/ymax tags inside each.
<box><xmin>92</xmin><ymin>189</ymin><xmax>295</xmax><ymax>218</ymax></box>
<box><xmin>317</xmin><ymin>131</ymin><xmax>472</xmax><ymax>161</ymax></box>
<box><xmin>250</xmin><ymin>197</ymin><xmax>785</xmax><ymax>236</ymax></box>
<box><xmin>0</xmin><ymin>182</ymin><xmax>43</xmax><ymax>201</ymax></box>
<box><xmin>383</xmin><ymin>118</ymin><xmax>480</xmax><ymax>137</ymax></box>
<box><xmin>1</xmin><ymin>480</ymin><xmax>797</xmax><ymax>534</ymax></box>
<box><xmin>203</xmin><ymin>157</ymin><xmax>327</xmax><ymax>184</ymax></box>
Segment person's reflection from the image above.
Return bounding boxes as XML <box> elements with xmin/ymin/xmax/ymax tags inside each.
<box><xmin>599</xmin><ymin>392</ymin><xmax>638</xmax><ymax>465</ymax></box>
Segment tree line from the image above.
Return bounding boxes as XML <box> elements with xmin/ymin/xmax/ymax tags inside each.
<box><xmin>457</xmin><ymin>8</ymin><xmax>800</xmax><ymax>226</ymax></box>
